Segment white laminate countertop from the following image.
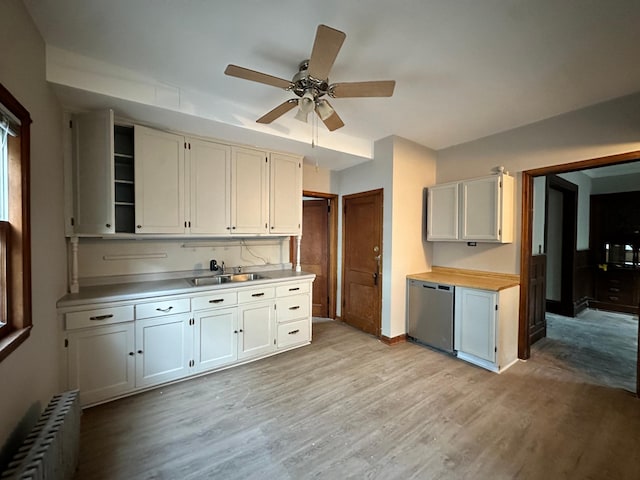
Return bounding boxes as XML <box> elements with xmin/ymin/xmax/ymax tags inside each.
<box><xmin>57</xmin><ymin>270</ymin><xmax>316</xmax><ymax>309</ymax></box>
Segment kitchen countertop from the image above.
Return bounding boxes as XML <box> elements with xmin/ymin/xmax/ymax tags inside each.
<box><xmin>57</xmin><ymin>269</ymin><xmax>316</xmax><ymax>309</ymax></box>
<box><xmin>407</xmin><ymin>266</ymin><xmax>520</xmax><ymax>291</ymax></box>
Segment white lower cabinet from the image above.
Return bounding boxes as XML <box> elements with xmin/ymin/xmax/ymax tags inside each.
<box><xmin>238</xmin><ymin>301</ymin><xmax>275</xmax><ymax>359</ymax></box>
<box><xmin>66</xmin><ymin>322</ymin><xmax>135</xmax><ymax>406</ymax></box>
<box><xmin>135</xmin><ymin>313</ymin><xmax>193</xmax><ymax>388</ymax></box>
<box><xmin>193</xmin><ymin>307</ymin><xmax>238</xmax><ymax>372</ymax></box>
<box><xmin>62</xmin><ymin>277</ymin><xmax>313</xmax><ymax>406</ymax></box>
<box><xmin>454</xmin><ymin>285</ymin><xmax>520</xmax><ymax>373</ymax></box>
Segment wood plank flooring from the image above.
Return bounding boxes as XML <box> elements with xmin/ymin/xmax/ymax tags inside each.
<box><xmin>74</xmin><ymin>319</ymin><xmax>640</xmax><ymax>479</ymax></box>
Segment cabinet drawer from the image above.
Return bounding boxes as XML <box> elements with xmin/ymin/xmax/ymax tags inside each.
<box><xmin>66</xmin><ymin>305</ymin><xmax>134</xmax><ymax>330</ymax></box>
<box><xmin>275</xmin><ymin>294</ymin><xmax>310</xmax><ymax>323</ymax></box>
<box><xmin>276</xmin><ymin>282</ymin><xmax>310</xmax><ymax>297</ymax></box>
<box><xmin>135</xmin><ymin>298</ymin><xmax>190</xmax><ymax>319</ymax></box>
<box><xmin>238</xmin><ymin>286</ymin><xmax>275</xmax><ymax>303</ymax></box>
<box><xmin>192</xmin><ymin>291</ymin><xmax>238</xmax><ymax>311</ymax></box>
<box><xmin>277</xmin><ymin>318</ymin><xmax>310</xmax><ymax>349</ymax></box>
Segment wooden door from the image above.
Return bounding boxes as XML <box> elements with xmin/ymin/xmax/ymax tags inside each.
<box><xmin>342</xmin><ymin>189</ymin><xmax>383</xmax><ymax>336</ymax></box>
<box><xmin>301</xmin><ymin>199</ymin><xmax>330</xmax><ymax>317</ymax></box>
<box><xmin>528</xmin><ymin>254</ymin><xmax>547</xmax><ymax>345</ymax></box>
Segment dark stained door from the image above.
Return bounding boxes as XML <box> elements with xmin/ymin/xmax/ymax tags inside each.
<box><xmin>342</xmin><ymin>189</ymin><xmax>383</xmax><ymax>336</ymax></box>
<box><xmin>300</xmin><ymin>199</ymin><xmax>329</xmax><ymax>317</ymax></box>
<box><xmin>528</xmin><ymin>254</ymin><xmax>547</xmax><ymax>345</ymax></box>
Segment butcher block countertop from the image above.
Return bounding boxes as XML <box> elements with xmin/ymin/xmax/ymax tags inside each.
<box><xmin>407</xmin><ymin>266</ymin><xmax>520</xmax><ymax>291</ymax></box>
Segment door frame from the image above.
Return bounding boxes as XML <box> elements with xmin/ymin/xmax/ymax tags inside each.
<box><xmin>519</xmin><ymin>149</ymin><xmax>640</xmax><ymax>396</ymax></box>
<box><xmin>290</xmin><ymin>191</ymin><xmax>338</xmax><ymax>319</ymax></box>
<box><xmin>341</xmin><ymin>188</ymin><xmax>384</xmax><ymax>337</ymax></box>
<box><xmin>544</xmin><ymin>174</ymin><xmax>578</xmax><ymax>317</ymax></box>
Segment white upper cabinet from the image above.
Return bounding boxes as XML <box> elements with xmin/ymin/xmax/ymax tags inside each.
<box><xmin>188</xmin><ymin>139</ymin><xmax>231</xmax><ymax>235</ymax></box>
<box><xmin>427</xmin><ymin>173</ymin><xmax>514</xmax><ymax>243</ymax></box>
<box><xmin>71</xmin><ymin>109</ymin><xmax>115</xmax><ymax>235</ymax></box>
<box><xmin>66</xmin><ymin>114</ymin><xmax>303</xmax><ymax>237</ymax></box>
<box><xmin>231</xmin><ymin>147</ymin><xmax>269</xmax><ymax>234</ymax></box>
<box><xmin>427</xmin><ymin>182</ymin><xmax>459</xmax><ymax>241</ymax></box>
<box><xmin>269</xmin><ymin>153</ymin><xmax>302</xmax><ymax>235</ymax></box>
<box><xmin>134</xmin><ymin>125</ymin><xmax>186</xmax><ymax>234</ymax></box>
<box><xmin>461</xmin><ymin>174</ymin><xmax>514</xmax><ymax>242</ymax></box>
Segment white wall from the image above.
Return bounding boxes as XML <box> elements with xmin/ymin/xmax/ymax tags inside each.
<box><xmin>0</xmin><ymin>0</ymin><xmax>66</xmax><ymax>467</ymax></box>
<box><xmin>302</xmin><ymin>163</ymin><xmax>337</xmax><ymax>194</ymax></box>
<box><xmin>76</xmin><ymin>237</ymin><xmax>289</xmax><ymax>283</ymax></box>
<box><xmin>532</xmin><ymin>176</ymin><xmax>546</xmax><ymax>255</ymax></box>
<box><xmin>434</xmin><ymin>92</ymin><xmax>640</xmax><ymax>274</ymax></box>
<box><xmin>591</xmin><ymin>171</ymin><xmax>640</xmax><ymax>194</ymax></box>
<box><xmin>388</xmin><ymin>137</ymin><xmax>437</xmax><ymax>338</ymax></box>
<box><xmin>557</xmin><ymin>171</ymin><xmax>592</xmax><ymax>250</ymax></box>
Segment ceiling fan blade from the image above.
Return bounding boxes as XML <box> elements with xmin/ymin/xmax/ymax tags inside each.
<box><xmin>224</xmin><ymin>64</ymin><xmax>293</xmax><ymax>90</ymax></box>
<box><xmin>307</xmin><ymin>25</ymin><xmax>346</xmax><ymax>80</ymax></box>
<box><xmin>316</xmin><ymin>102</ymin><xmax>345</xmax><ymax>131</ymax></box>
<box><xmin>331</xmin><ymin>80</ymin><xmax>396</xmax><ymax>98</ymax></box>
<box><xmin>257</xmin><ymin>99</ymin><xmax>298</xmax><ymax>124</ymax></box>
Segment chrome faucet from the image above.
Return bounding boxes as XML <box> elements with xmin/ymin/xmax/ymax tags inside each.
<box><xmin>210</xmin><ymin>259</ymin><xmax>225</xmax><ymax>274</ymax></box>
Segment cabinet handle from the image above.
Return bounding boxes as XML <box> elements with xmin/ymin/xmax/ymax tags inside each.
<box><xmin>232</xmin><ymin>226</ymin><xmax>236</xmax><ymax>230</ymax></box>
<box><xmin>289</xmin><ymin>287</ymin><xmax>300</xmax><ymax>291</ymax></box>
<box><xmin>137</xmin><ymin>350</ymin><xmax>143</xmax><ymax>354</ymax></box>
<box><xmin>608</xmin><ymin>288</ymin><xmax>620</xmax><ymax>293</ymax></box>
<box><xmin>90</xmin><ymin>314</ymin><xmax>113</xmax><ymax>321</ymax></box>
<box><xmin>129</xmin><ymin>352</ymin><xmax>135</xmax><ymax>356</ymax></box>
<box><xmin>226</xmin><ymin>226</ymin><xmax>231</xmax><ymax>230</ymax></box>
<box><xmin>288</xmin><ymin>329</ymin><xmax>300</xmax><ymax>335</ymax></box>
<box><xmin>608</xmin><ymin>296</ymin><xmax>619</xmax><ymax>301</ymax></box>
<box><xmin>288</xmin><ymin>305</ymin><xmax>300</xmax><ymax>310</ymax></box>
<box><xmin>239</xmin><ymin>329</ymin><xmax>243</xmax><ymax>333</ymax></box>
<box><xmin>156</xmin><ymin>306</ymin><xmax>174</xmax><ymax>313</ymax></box>
<box><xmin>251</xmin><ymin>292</ymin><xmax>265</xmax><ymax>297</ymax></box>
<box><xmin>137</xmin><ymin>225</ymin><xmax>142</xmax><ymax>229</ymax></box>
<box><xmin>106</xmin><ymin>223</ymin><xmax>111</xmax><ymax>228</ymax></box>
<box><xmin>209</xmin><ymin>299</ymin><xmax>224</xmax><ymax>304</ymax></box>
<box><xmin>234</xmin><ymin>330</ymin><xmax>238</xmax><ymax>334</ymax></box>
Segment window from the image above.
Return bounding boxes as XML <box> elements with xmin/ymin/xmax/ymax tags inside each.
<box><xmin>0</xmin><ymin>81</ymin><xmax>32</xmax><ymax>362</ymax></box>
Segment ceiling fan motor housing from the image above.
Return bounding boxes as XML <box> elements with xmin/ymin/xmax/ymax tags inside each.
<box><xmin>292</xmin><ymin>59</ymin><xmax>329</xmax><ymax>100</ymax></box>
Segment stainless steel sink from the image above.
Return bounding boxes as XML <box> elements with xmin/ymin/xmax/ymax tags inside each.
<box><xmin>228</xmin><ymin>273</ymin><xmax>265</xmax><ymax>282</ymax></box>
<box><xmin>189</xmin><ymin>273</ymin><xmax>266</xmax><ymax>286</ymax></box>
<box><xmin>190</xmin><ymin>276</ymin><xmax>231</xmax><ymax>286</ymax></box>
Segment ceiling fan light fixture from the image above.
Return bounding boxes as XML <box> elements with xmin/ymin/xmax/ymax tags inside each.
<box><xmin>298</xmin><ymin>90</ymin><xmax>316</xmax><ymax>113</ymax></box>
<box><xmin>316</xmin><ymin>100</ymin><xmax>334</xmax><ymax>120</ymax></box>
<box><xmin>294</xmin><ymin>108</ymin><xmax>309</xmax><ymax>123</ymax></box>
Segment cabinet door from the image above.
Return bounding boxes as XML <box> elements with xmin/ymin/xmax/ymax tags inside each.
<box><xmin>194</xmin><ymin>307</ymin><xmax>238</xmax><ymax>372</ymax></box>
<box><xmin>238</xmin><ymin>301</ymin><xmax>275</xmax><ymax>359</ymax></box>
<box><xmin>427</xmin><ymin>183</ymin><xmax>459</xmax><ymax>241</ymax></box>
<box><xmin>189</xmin><ymin>139</ymin><xmax>232</xmax><ymax>235</ymax></box>
<box><xmin>134</xmin><ymin>125</ymin><xmax>185</xmax><ymax>234</ymax></box>
<box><xmin>269</xmin><ymin>153</ymin><xmax>302</xmax><ymax>235</ymax></box>
<box><xmin>231</xmin><ymin>147</ymin><xmax>269</xmax><ymax>234</ymax></box>
<box><xmin>461</xmin><ymin>176</ymin><xmax>500</xmax><ymax>241</ymax></box>
<box><xmin>71</xmin><ymin>109</ymin><xmax>115</xmax><ymax>235</ymax></box>
<box><xmin>67</xmin><ymin>322</ymin><xmax>135</xmax><ymax>406</ymax></box>
<box><xmin>135</xmin><ymin>313</ymin><xmax>193</xmax><ymax>387</ymax></box>
<box><xmin>455</xmin><ymin>287</ymin><xmax>496</xmax><ymax>362</ymax></box>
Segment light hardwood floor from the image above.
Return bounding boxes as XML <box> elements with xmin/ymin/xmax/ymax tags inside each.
<box><xmin>74</xmin><ymin>319</ymin><xmax>640</xmax><ymax>479</ymax></box>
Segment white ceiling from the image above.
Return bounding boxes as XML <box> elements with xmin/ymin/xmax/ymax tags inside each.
<box><xmin>22</xmin><ymin>0</ymin><xmax>640</xmax><ymax>170</ymax></box>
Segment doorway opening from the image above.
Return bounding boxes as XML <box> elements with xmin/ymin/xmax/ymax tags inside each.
<box><xmin>291</xmin><ymin>191</ymin><xmax>338</xmax><ymax>319</ymax></box>
<box><xmin>520</xmin><ymin>150</ymin><xmax>640</xmax><ymax>396</ymax></box>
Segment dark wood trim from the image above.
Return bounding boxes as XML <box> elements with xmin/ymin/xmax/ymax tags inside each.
<box><xmin>519</xmin><ymin>149</ymin><xmax>640</xmax><ymax>396</ymax></box>
<box><xmin>544</xmin><ymin>175</ymin><xmax>577</xmax><ymax>317</ymax></box>
<box><xmin>380</xmin><ymin>333</ymin><xmax>407</xmax><ymax>346</ymax></box>
<box><xmin>292</xmin><ymin>191</ymin><xmax>339</xmax><ymax>320</ymax></box>
<box><xmin>518</xmin><ymin>171</ymin><xmax>533</xmax><ymax>359</ymax></box>
<box><xmin>0</xmin><ymin>81</ymin><xmax>32</xmax><ymax>362</ymax></box>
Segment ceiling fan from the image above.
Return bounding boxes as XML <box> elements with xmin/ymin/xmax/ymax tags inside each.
<box><xmin>224</xmin><ymin>24</ymin><xmax>396</xmax><ymax>132</ymax></box>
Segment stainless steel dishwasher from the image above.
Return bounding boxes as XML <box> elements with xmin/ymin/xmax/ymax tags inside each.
<box><xmin>407</xmin><ymin>279</ymin><xmax>455</xmax><ymax>354</ymax></box>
